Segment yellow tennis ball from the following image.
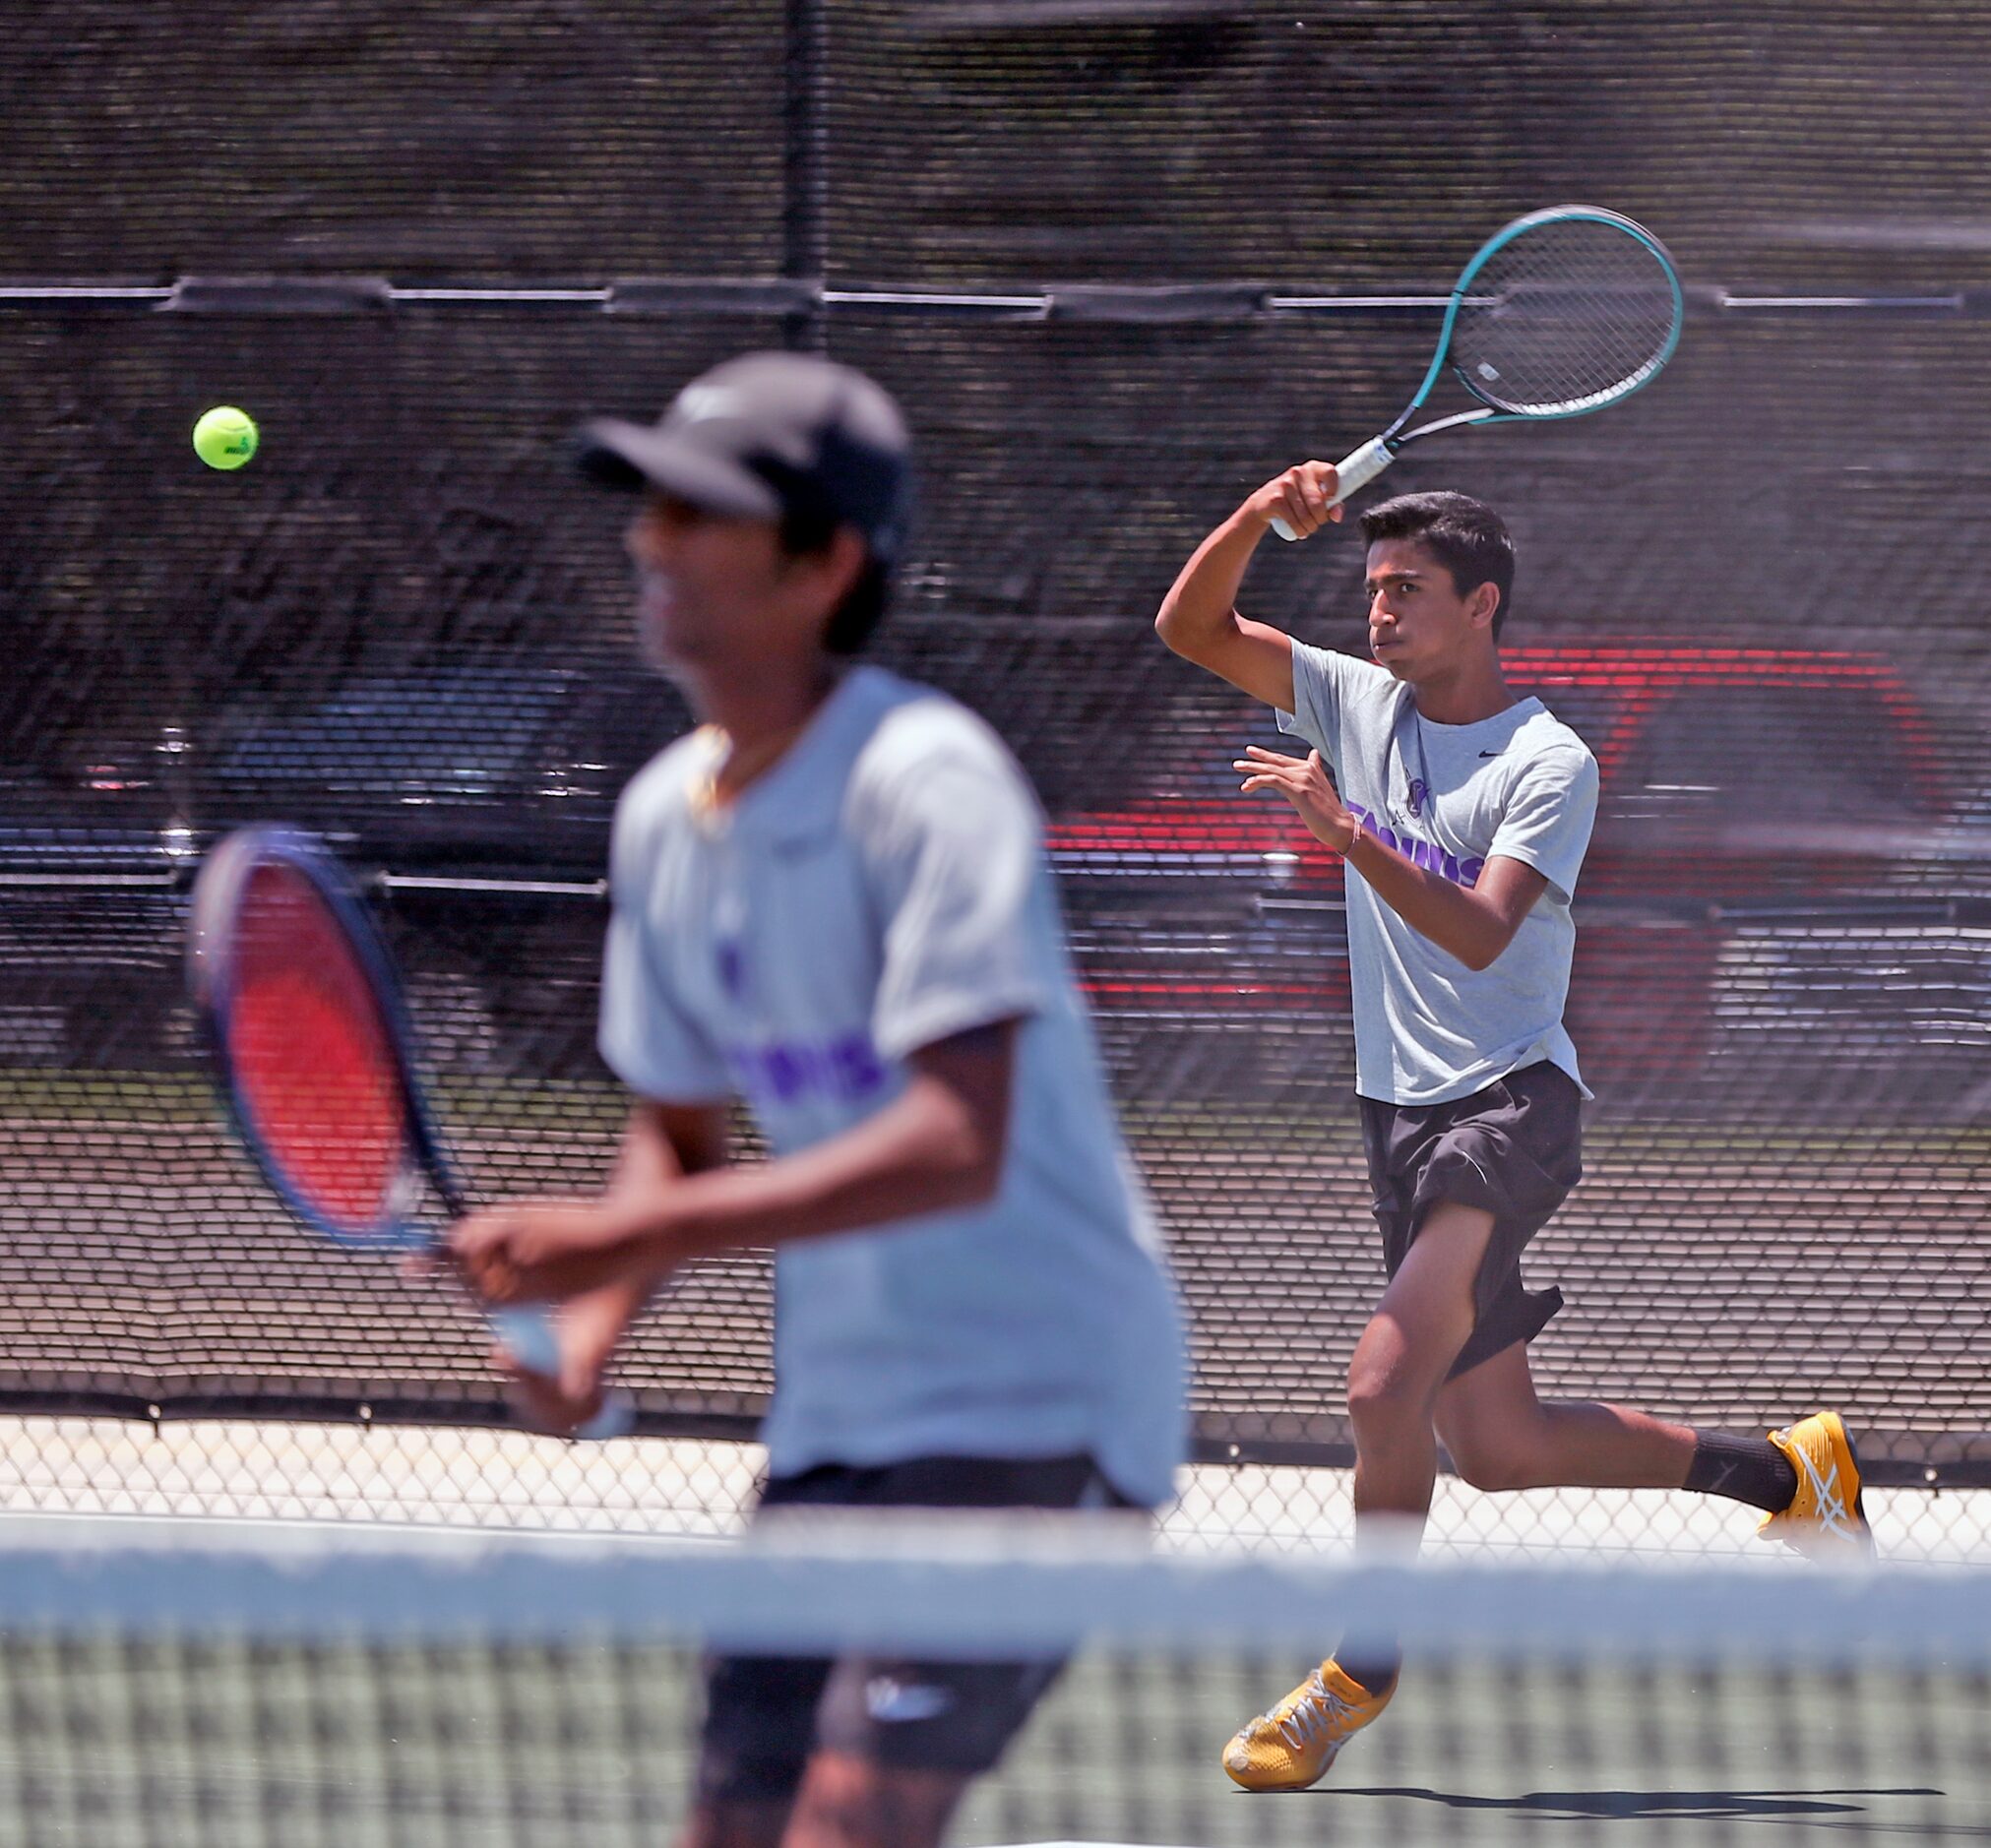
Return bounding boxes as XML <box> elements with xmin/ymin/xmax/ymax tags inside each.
<box><xmin>193</xmin><ymin>405</ymin><xmax>259</xmax><ymax>470</ymax></box>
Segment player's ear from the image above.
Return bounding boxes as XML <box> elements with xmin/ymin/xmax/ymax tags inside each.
<box><xmin>1469</xmin><ymin>581</ymin><xmax>1501</xmax><ymax>632</ymax></box>
<box><xmin>806</xmin><ymin>524</ymin><xmax>870</xmax><ymax>615</ymax></box>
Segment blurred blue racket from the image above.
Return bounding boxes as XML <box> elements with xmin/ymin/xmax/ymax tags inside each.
<box><xmin>187</xmin><ymin>825</ymin><xmax>633</xmax><ymax>1441</ymax></box>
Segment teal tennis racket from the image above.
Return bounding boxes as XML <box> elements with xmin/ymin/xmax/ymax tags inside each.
<box><xmin>1273</xmin><ymin>205</ymin><xmax>1683</xmax><ymax>537</ymax></box>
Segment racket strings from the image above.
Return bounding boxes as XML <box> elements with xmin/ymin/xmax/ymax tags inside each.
<box><xmin>1450</xmin><ymin>218</ymin><xmax>1678</xmax><ymax>415</ymax></box>
<box><xmin>229</xmin><ymin>867</ymin><xmax>411</xmax><ymax>1234</ymax></box>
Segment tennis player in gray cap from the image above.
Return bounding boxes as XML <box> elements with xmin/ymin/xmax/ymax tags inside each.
<box><xmin>451</xmin><ymin>351</ymin><xmax>1185</xmax><ymax>1848</ymax></box>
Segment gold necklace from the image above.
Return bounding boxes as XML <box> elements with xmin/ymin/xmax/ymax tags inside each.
<box><xmin>690</xmin><ymin>719</ymin><xmax>810</xmax><ymax>822</ymax></box>
<box><xmin>688</xmin><ymin>670</ymin><xmax>842</xmax><ymax>823</ymax></box>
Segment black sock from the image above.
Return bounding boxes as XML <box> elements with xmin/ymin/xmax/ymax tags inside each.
<box><xmin>1683</xmin><ymin>1432</ymin><xmax>1799</xmax><ymax>1513</ymax></box>
<box><xmin>1335</xmin><ymin>1646</ymin><xmax>1400</xmax><ymax>1697</ymax></box>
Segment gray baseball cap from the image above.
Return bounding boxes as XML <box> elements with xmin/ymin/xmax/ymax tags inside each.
<box><xmin>576</xmin><ymin>351</ymin><xmax>911</xmax><ymax>567</ymax></box>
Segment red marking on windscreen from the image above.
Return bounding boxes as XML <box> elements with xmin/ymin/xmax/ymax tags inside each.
<box><xmin>227</xmin><ymin>864</ymin><xmax>405</xmax><ymax>1236</ymax></box>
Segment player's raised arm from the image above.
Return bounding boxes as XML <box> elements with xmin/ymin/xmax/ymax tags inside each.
<box><xmin>1154</xmin><ymin>462</ymin><xmax>1343</xmax><ymax>712</ymax></box>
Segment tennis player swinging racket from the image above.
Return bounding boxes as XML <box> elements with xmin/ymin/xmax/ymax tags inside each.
<box><xmin>1154</xmin><ymin>206</ymin><xmax>1872</xmax><ymax>1795</ymax></box>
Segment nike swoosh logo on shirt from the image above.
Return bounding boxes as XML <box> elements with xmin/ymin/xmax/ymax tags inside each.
<box><xmin>1478</xmin><ymin>750</ymin><xmax>1504</xmax><ymax>759</ymax></box>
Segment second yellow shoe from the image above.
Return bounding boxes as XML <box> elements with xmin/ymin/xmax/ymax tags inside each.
<box><xmin>1222</xmin><ymin>1659</ymin><xmax>1395</xmax><ymax>1791</ymax></box>
<box><xmin>1758</xmin><ymin>1411</ymin><xmax>1876</xmax><ymax>1560</ymax></box>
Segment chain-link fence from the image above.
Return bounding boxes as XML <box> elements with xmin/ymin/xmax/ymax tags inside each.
<box><xmin>2</xmin><ymin>1</ymin><xmax>1987</xmax><ymax>1557</ymax></box>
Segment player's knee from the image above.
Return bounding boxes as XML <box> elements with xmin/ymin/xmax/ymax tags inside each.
<box><xmin>1346</xmin><ymin>1354</ymin><xmax>1434</xmax><ymax>1437</ymax></box>
<box><xmin>786</xmin><ymin>1753</ymin><xmax>965</xmax><ymax>1848</ymax></box>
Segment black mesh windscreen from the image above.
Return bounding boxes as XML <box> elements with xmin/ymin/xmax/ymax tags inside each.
<box><xmin>0</xmin><ymin>3</ymin><xmax>786</xmax><ymax>279</ymax></box>
<box><xmin>825</xmin><ymin>1</ymin><xmax>1991</xmax><ymax>294</ymax></box>
<box><xmin>1</xmin><ymin>3</ymin><xmax>1987</xmax><ymax>1509</ymax></box>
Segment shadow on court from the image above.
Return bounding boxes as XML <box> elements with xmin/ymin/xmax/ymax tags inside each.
<box><xmin>1323</xmin><ymin>1786</ymin><xmax>1949</xmax><ymax>1823</ymax></box>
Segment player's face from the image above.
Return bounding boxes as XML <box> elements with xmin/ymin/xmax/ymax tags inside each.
<box><xmin>1363</xmin><ymin>537</ymin><xmax>1496</xmax><ymax>681</ymax></box>
<box><xmin>624</xmin><ymin>495</ymin><xmax>808</xmax><ymax>678</ymax></box>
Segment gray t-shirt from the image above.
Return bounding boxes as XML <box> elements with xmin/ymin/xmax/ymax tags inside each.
<box><xmin>598</xmin><ymin>665</ymin><xmax>1185</xmax><ymax>1508</ymax></box>
<box><xmin>1278</xmin><ymin>643</ymin><xmax>1599</xmax><ymax>1107</ymax></box>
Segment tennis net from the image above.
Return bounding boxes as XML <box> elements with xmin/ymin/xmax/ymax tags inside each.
<box><xmin>0</xmin><ymin>1515</ymin><xmax>1983</xmax><ymax>1847</ymax></box>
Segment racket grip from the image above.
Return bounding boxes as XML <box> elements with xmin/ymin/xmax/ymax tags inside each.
<box><xmin>1270</xmin><ymin>437</ymin><xmax>1398</xmax><ymax>540</ymax></box>
<box><xmin>488</xmin><ymin>1306</ymin><xmax>636</xmax><ymax>1442</ymax></box>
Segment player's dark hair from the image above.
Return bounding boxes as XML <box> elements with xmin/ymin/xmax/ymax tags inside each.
<box><xmin>1359</xmin><ymin>491</ymin><xmax>1516</xmax><ymax>639</ymax></box>
<box><xmin>778</xmin><ymin>505</ymin><xmax>893</xmax><ymax>656</ymax></box>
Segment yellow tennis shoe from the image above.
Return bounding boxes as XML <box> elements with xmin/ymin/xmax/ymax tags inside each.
<box><xmin>1759</xmin><ymin>1411</ymin><xmax>1876</xmax><ymax>1560</ymax></box>
<box><xmin>1222</xmin><ymin>1660</ymin><xmax>1395</xmax><ymax>1791</ymax></box>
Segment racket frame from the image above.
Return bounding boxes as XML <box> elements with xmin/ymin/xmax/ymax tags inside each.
<box><xmin>1272</xmin><ymin>205</ymin><xmax>1683</xmax><ymax>537</ymax></box>
<box><xmin>189</xmin><ymin>825</ymin><xmax>467</xmax><ymax>1245</ymax></box>
<box><xmin>189</xmin><ymin>824</ymin><xmax>632</xmax><ymax>1437</ymax></box>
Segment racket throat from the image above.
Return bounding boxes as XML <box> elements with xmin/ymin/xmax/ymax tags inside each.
<box><xmin>1407</xmin><ymin>405</ymin><xmax>1502</xmax><ymax>442</ymax></box>
<box><xmin>384</xmin><ymin>1165</ymin><xmax>428</xmax><ymax>1229</ymax></box>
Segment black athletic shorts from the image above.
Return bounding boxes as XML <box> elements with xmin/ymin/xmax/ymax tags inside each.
<box><xmin>1360</xmin><ymin>1060</ymin><xmax>1583</xmax><ymax>1380</ymax></box>
<box><xmin>697</xmin><ymin>1452</ymin><xmax>1137</xmax><ymax>1803</ymax></box>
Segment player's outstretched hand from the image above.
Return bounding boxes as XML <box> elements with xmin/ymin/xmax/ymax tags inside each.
<box><xmin>1243</xmin><ymin>462</ymin><xmax>1344</xmax><ymax>540</ymax></box>
<box><xmin>1234</xmin><ymin>746</ymin><xmax>1359</xmax><ymax>852</ymax></box>
<box><xmin>450</xmin><ymin>1199</ymin><xmax>643</xmax><ymax>1304</ymax></box>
